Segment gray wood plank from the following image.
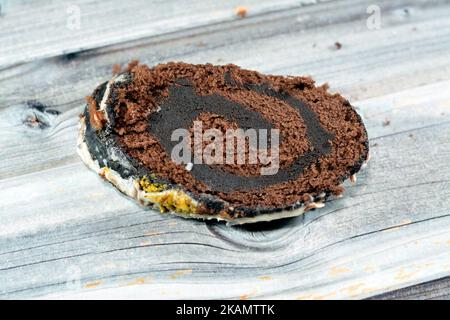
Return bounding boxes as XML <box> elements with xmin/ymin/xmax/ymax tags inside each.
<box><xmin>1</xmin><ymin>0</ymin><xmax>450</xmax><ymax>179</ymax></box>
<box><xmin>0</xmin><ymin>0</ymin><xmax>449</xmax><ymax>299</ymax></box>
<box><xmin>1</xmin><ymin>80</ymin><xmax>449</xmax><ymax>299</ymax></box>
<box><xmin>1</xmin><ymin>0</ymin><xmax>449</xmax><ymax>105</ymax></box>
<box><xmin>369</xmin><ymin>277</ymin><xmax>450</xmax><ymax>300</ymax></box>
<box><xmin>0</xmin><ymin>0</ymin><xmax>326</xmax><ymax>68</ymax></box>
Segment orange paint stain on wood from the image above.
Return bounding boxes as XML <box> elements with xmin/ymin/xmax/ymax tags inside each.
<box><xmin>127</xmin><ymin>278</ymin><xmax>146</xmax><ymax>286</ymax></box>
<box><xmin>170</xmin><ymin>269</ymin><xmax>192</xmax><ymax>279</ymax></box>
<box><xmin>84</xmin><ymin>280</ymin><xmax>103</xmax><ymax>289</ymax></box>
<box><xmin>329</xmin><ymin>266</ymin><xmax>351</xmax><ymax>276</ymax></box>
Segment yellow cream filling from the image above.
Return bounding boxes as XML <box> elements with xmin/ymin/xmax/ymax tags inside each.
<box><xmin>145</xmin><ymin>190</ymin><xmax>197</xmax><ymax>214</ymax></box>
<box><xmin>139</xmin><ymin>176</ymin><xmax>167</xmax><ymax>193</ymax></box>
<box><xmin>139</xmin><ymin>176</ymin><xmax>196</xmax><ymax>214</ymax></box>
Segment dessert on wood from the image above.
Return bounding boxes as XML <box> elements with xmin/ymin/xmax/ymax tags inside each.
<box><xmin>78</xmin><ymin>62</ymin><xmax>369</xmax><ymax>225</ymax></box>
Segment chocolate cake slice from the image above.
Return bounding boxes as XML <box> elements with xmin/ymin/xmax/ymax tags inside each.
<box><xmin>77</xmin><ymin>62</ymin><xmax>369</xmax><ymax>225</ymax></box>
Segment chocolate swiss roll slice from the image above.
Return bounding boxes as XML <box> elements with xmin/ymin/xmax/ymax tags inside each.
<box><xmin>77</xmin><ymin>62</ymin><xmax>369</xmax><ymax>225</ymax></box>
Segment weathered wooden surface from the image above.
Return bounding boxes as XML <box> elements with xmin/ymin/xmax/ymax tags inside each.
<box><xmin>0</xmin><ymin>0</ymin><xmax>449</xmax><ymax>299</ymax></box>
<box><xmin>0</xmin><ymin>0</ymin><xmax>327</xmax><ymax>67</ymax></box>
<box><xmin>370</xmin><ymin>276</ymin><xmax>450</xmax><ymax>300</ymax></box>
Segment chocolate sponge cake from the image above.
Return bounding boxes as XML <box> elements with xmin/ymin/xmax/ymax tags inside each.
<box><xmin>77</xmin><ymin>62</ymin><xmax>369</xmax><ymax>225</ymax></box>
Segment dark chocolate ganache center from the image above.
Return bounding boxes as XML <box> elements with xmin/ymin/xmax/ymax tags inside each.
<box><xmin>148</xmin><ymin>79</ymin><xmax>333</xmax><ymax>193</ymax></box>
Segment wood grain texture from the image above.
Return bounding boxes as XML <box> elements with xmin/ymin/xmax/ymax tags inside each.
<box><xmin>0</xmin><ymin>0</ymin><xmax>449</xmax><ymax>299</ymax></box>
<box><xmin>370</xmin><ymin>277</ymin><xmax>450</xmax><ymax>300</ymax></box>
<box><xmin>0</xmin><ymin>0</ymin><xmax>325</xmax><ymax>68</ymax></box>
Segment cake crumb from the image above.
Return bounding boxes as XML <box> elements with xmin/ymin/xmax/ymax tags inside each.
<box><xmin>330</xmin><ymin>184</ymin><xmax>345</xmax><ymax>196</ymax></box>
<box><xmin>126</xmin><ymin>60</ymin><xmax>140</xmax><ymax>72</ymax></box>
<box><xmin>382</xmin><ymin>118</ymin><xmax>391</xmax><ymax>127</ymax></box>
<box><xmin>320</xmin><ymin>83</ymin><xmax>330</xmax><ymax>91</ymax></box>
<box><xmin>86</xmin><ymin>96</ymin><xmax>106</xmax><ymax>130</ymax></box>
<box><xmin>117</xmin><ymin>127</ymin><xmax>126</xmax><ymax>136</ymax></box>
<box><xmin>334</xmin><ymin>42</ymin><xmax>342</xmax><ymax>50</ymax></box>
<box><xmin>235</xmin><ymin>6</ymin><xmax>247</xmax><ymax>18</ymax></box>
<box><xmin>112</xmin><ymin>63</ymin><xmax>122</xmax><ymax>75</ymax></box>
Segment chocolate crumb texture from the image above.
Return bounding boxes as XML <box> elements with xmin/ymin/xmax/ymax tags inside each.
<box><xmin>80</xmin><ymin>62</ymin><xmax>369</xmax><ymax>221</ymax></box>
<box><xmin>112</xmin><ymin>63</ymin><xmax>122</xmax><ymax>75</ymax></box>
<box><xmin>86</xmin><ymin>96</ymin><xmax>106</xmax><ymax>131</ymax></box>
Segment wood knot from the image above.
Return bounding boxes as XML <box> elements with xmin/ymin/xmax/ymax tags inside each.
<box><xmin>59</xmin><ymin>49</ymin><xmax>89</xmax><ymax>63</ymax></box>
<box><xmin>23</xmin><ymin>100</ymin><xmax>60</xmax><ymax>129</ymax></box>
